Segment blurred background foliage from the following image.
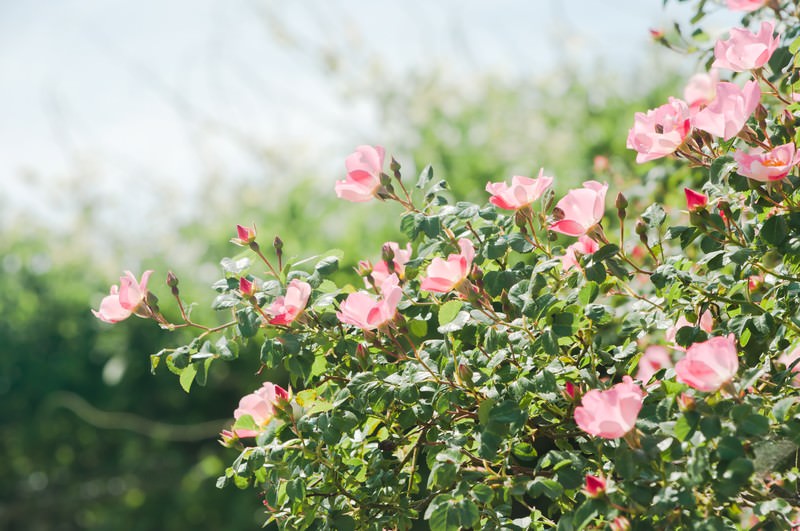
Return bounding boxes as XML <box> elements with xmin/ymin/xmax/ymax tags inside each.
<box><xmin>0</xmin><ymin>11</ymin><xmax>688</xmax><ymax>530</ymax></box>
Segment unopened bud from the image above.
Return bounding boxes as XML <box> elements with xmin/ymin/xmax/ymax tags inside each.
<box><xmin>166</xmin><ymin>271</ymin><xmax>179</xmax><ymax>288</ymax></box>
<box><xmin>610</xmin><ymin>516</ymin><xmax>631</xmax><ymax>531</ymax></box>
<box><xmin>457</xmin><ymin>363</ymin><xmax>473</xmax><ymax>385</ymax></box>
<box><xmin>381</xmin><ymin>243</ymin><xmax>396</xmax><ymax>264</ymax></box>
<box><xmin>239</xmin><ymin>277</ymin><xmax>256</xmax><ymax>297</ymax></box>
<box><xmin>380</xmin><ymin>172</ymin><xmax>393</xmax><ymax>187</ymax></box>
<box><xmin>356</xmin><ymin>260</ymin><xmax>373</xmax><ymax>277</ymax></box>
<box><xmin>754</xmin><ymin>103</ymin><xmax>768</xmax><ymax>125</ymax></box>
<box><xmin>390</xmin><ymin>157</ymin><xmax>402</xmax><ymax>180</ymax></box>
<box><xmin>616</xmin><ymin>192</ymin><xmax>628</xmax><ymax>221</ymax></box>
<box><xmin>676</xmin><ymin>393</ymin><xmax>696</xmax><ymax>411</ymax></box>
<box><xmin>594</xmin><ymin>155</ymin><xmax>610</xmax><ymax>173</ymax></box>
<box><xmin>635</xmin><ymin>220</ymin><xmax>648</xmax><ymax>245</ymax></box>
<box><xmin>273</xmin><ymin>236</ymin><xmax>283</xmax><ymax>253</ymax></box>
<box><xmin>514</xmin><ymin>209</ymin><xmax>528</xmax><ymax>229</ymax></box>
<box><xmin>355</xmin><ymin>343</ymin><xmax>370</xmax><ymax>368</ymax></box>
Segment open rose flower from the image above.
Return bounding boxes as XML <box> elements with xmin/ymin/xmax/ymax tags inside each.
<box><xmin>485</xmin><ymin>169</ymin><xmax>553</xmax><ymax>210</ymax></box>
<box><xmin>626</xmin><ymin>98</ymin><xmax>692</xmax><ymax>163</ymax></box>
<box><xmin>734</xmin><ymin>142</ymin><xmax>798</xmax><ymax>182</ymax></box>
<box><xmin>337</xmin><ymin>274</ymin><xmax>402</xmax><ymax>330</ymax></box>
<box><xmin>675</xmin><ymin>334</ymin><xmax>739</xmax><ymax>392</ymax></box>
<box><xmin>713</xmin><ymin>21</ymin><xmax>779</xmax><ymax>72</ymax></box>
<box><xmin>684</xmin><ymin>71</ymin><xmax>718</xmax><ymax>114</ymax></box>
<box><xmin>230</xmin><ymin>382</ymin><xmax>289</xmax><ymax>438</ymax></box>
<box><xmin>692</xmin><ymin>81</ymin><xmax>761</xmax><ymax>141</ymax></box>
<box><xmin>420</xmin><ymin>239</ymin><xmax>475</xmax><ymax>293</ymax></box>
<box><xmin>266</xmin><ymin>279</ymin><xmax>311</xmax><ymax>326</ymax></box>
<box><xmin>370</xmin><ymin>242</ymin><xmax>413</xmax><ymax>286</ymax></box>
<box><xmin>636</xmin><ymin>346</ymin><xmax>673</xmax><ymax>385</ymax></box>
<box><xmin>550</xmin><ymin>181</ymin><xmax>608</xmax><ymax>237</ymax></box>
<box><xmin>560</xmin><ymin>235</ymin><xmax>599</xmax><ymax>271</ymax></box>
<box><xmin>574</xmin><ymin>375</ymin><xmax>644</xmax><ymax>439</ymax></box>
<box><xmin>92</xmin><ymin>270</ymin><xmax>154</xmax><ymax>323</ymax></box>
<box><xmin>334</xmin><ymin>145</ymin><xmax>386</xmax><ymax>202</ymax></box>
<box><xmin>666</xmin><ymin>310</ymin><xmax>714</xmax><ymax>350</ymax></box>
<box><xmin>726</xmin><ymin>0</ymin><xmax>766</xmax><ymax>11</ymax></box>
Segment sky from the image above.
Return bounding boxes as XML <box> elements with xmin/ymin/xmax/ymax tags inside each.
<box><xmin>0</xmin><ymin>0</ymin><xmax>740</xmax><ymax>238</ymax></box>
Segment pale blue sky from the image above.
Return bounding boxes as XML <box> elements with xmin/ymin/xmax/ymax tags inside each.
<box><xmin>0</xmin><ymin>1</ymin><xmax>738</xmax><ymax>236</ymax></box>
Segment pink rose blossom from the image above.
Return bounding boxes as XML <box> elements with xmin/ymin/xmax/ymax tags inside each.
<box><xmin>713</xmin><ymin>21</ymin><xmax>779</xmax><ymax>72</ymax></box>
<box><xmin>684</xmin><ymin>71</ymin><xmax>718</xmax><ymax>114</ymax></box>
<box><xmin>560</xmin><ymin>235</ymin><xmax>600</xmax><ymax>271</ymax></box>
<box><xmin>337</xmin><ymin>274</ymin><xmax>402</xmax><ymax>330</ymax></box>
<box><xmin>370</xmin><ymin>242</ymin><xmax>413</xmax><ymax>286</ymax></box>
<box><xmin>266</xmin><ymin>279</ymin><xmax>312</xmax><ymax>326</ymax></box>
<box><xmin>550</xmin><ymin>181</ymin><xmax>609</xmax><ymax>237</ymax></box>
<box><xmin>684</xmin><ymin>188</ymin><xmax>708</xmax><ymax>211</ymax></box>
<box><xmin>665</xmin><ymin>310</ymin><xmax>714</xmax><ymax>350</ymax></box>
<box><xmin>334</xmin><ymin>145</ymin><xmax>386</xmax><ymax>202</ymax></box>
<box><xmin>231</xmin><ymin>224</ymin><xmax>257</xmax><ymax>246</ymax></box>
<box><xmin>692</xmin><ymin>81</ymin><xmax>761</xmax><ymax>141</ymax></box>
<box><xmin>777</xmin><ymin>346</ymin><xmax>800</xmax><ymax>386</ymax></box>
<box><xmin>636</xmin><ymin>345</ymin><xmax>673</xmax><ymax>384</ymax></box>
<box><xmin>485</xmin><ymin>169</ymin><xmax>554</xmax><ymax>210</ymax></box>
<box><xmin>675</xmin><ymin>334</ymin><xmax>739</xmax><ymax>392</ymax></box>
<box><xmin>231</xmin><ymin>382</ymin><xmax>289</xmax><ymax>438</ymax></box>
<box><xmin>584</xmin><ymin>475</ymin><xmax>606</xmax><ymax>498</ymax></box>
<box><xmin>626</xmin><ymin>98</ymin><xmax>692</xmax><ymax>163</ymax></box>
<box><xmin>420</xmin><ymin>239</ymin><xmax>475</xmax><ymax>293</ymax></box>
<box><xmin>726</xmin><ymin>0</ymin><xmax>766</xmax><ymax>11</ymax></box>
<box><xmin>92</xmin><ymin>270</ymin><xmax>154</xmax><ymax>323</ymax></box>
<box><xmin>734</xmin><ymin>142</ymin><xmax>798</xmax><ymax>182</ymax></box>
<box><xmin>574</xmin><ymin>375</ymin><xmax>644</xmax><ymax>439</ymax></box>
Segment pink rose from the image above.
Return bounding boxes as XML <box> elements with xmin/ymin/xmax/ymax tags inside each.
<box><xmin>232</xmin><ymin>382</ymin><xmax>289</xmax><ymax>438</ymax></box>
<box><xmin>665</xmin><ymin>310</ymin><xmax>714</xmax><ymax>350</ymax></box>
<box><xmin>485</xmin><ymin>169</ymin><xmax>554</xmax><ymax>210</ymax></box>
<box><xmin>337</xmin><ymin>274</ymin><xmax>402</xmax><ymax>330</ymax></box>
<box><xmin>675</xmin><ymin>334</ymin><xmax>739</xmax><ymax>392</ymax></box>
<box><xmin>734</xmin><ymin>142</ymin><xmax>798</xmax><ymax>182</ymax></box>
<box><xmin>420</xmin><ymin>239</ymin><xmax>475</xmax><ymax>293</ymax></box>
<box><xmin>684</xmin><ymin>71</ymin><xmax>718</xmax><ymax>114</ymax></box>
<box><xmin>726</xmin><ymin>0</ymin><xmax>766</xmax><ymax>11</ymax></box>
<box><xmin>692</xmin><ymin>81</ymin><xmax>761</xmax><ymax>141</ymax></box>
<box><xmin>334</xmin><ymin>145</ymin><xmax>386</xmax><ymax>202</ymax></box>
<box><xmin>713</xmin><ymin>21</ymin><xmax>779</xmax><ymax>72</ymax></box>
<box><xmin>574</xmin><ymin>375</ymin><xmax>644</xmax><ymax>439</ymax></box>
<box><xmin>636</xmin><ymin>345</ymin><xmax>673</xmax><ymax>384</ymax></box>
<box><xmin>266</xmin><ymin>279</ymin><xmax>311</xmax><ymax>326</ymax></box>
<box><xmin>560</xmin><ymin>235</ymin><xmax>600</xmax><ymax>271</ymax></box>
<box><xmin>584</xmin><ymin>474</ymin><xmax>606</xmax><ymax>498</ymax></box>
<box><xmin>370</xmin><ymin>242</ymin><xmax>413</xmax><ymax>286</ymax></box>
<box><xmin>549</xmin><ymin>181</ymin><xmax>608</xmax><ymax>237</ymax></box>
<box><xmin>777</xmin><ymin>346</ymin><xmax>800</xmax><ymax>386</ymax></box>
<box><xmin>626</xmin><ymin>98</ymin><xmax>692</xmax><ymax>163</ymax></box>
<box><xmin>92</xmin><ymin>270</ymin><xmax>154</xmax><ymax>323</ymax></box>
<box><xmin>684</xmin><ymin>188</ymin><xmax>708</xmax><ymax>211</ymax></box>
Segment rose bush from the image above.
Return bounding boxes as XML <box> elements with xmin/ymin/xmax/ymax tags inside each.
<box><xmin>93</xmin><ymin>1</ymin><xmax>800</xmax><ymax>528</ymax></box>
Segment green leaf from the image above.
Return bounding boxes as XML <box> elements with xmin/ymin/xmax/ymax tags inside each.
<box><xmin>579</xmin><ymin>282</ymin><xmax>599</xmax><ymax>305</ymax></box>
<box><xmin>762</xmin><ymin>215</ymin><xmax>788</xmax><ymax>246</ymax></box>
<box><xmin>437</xmin><ymin>311</ymin><xmax>469</xmax><ymax>333</ymax></box>
<box><xmin>528</xmin><ymin>477</ymin><xmax>563</xmax><ymax>499</ymax></box>
<box><xmin>314</xmin><ymin>255</ymin><xmax>339</xmax><ymax>276</ymax></box>
<box><xmin>709</xmin><ymin>155</ymin><xmax>736</xmax><ymax>184</ymax></box>
<box><xmin>438</xmin><ymin>300</ymin><xmax>463</xmax><ymax>327</ymax></box>
<box><xmin>416</xmin><ymin>164</ymin><xmax>433</xmax><ymax>189</ymax></box>
<box><xmin>641</xmin><ymin>203</ymin><xmax>666</xmax><ymax>228</ymax></box>
<box><xmin>739</xmin><ymin>414</ymin><xmax>770</xmax><ymax>436</ymax></box>
<box><xmin>179</xmin><ymin>362</ymin><xmax>198</xmax><ymax>393</ymax></box>
<box><xmin>236</xmin><ymin>308</ymin><xmax>259</xmax><ymax>338</ymax></box>
<box><xmin>675</xmin><ymin>411</ymin><xmax>700</xmax><ymax>442</ymax></box>
<box><xmin>425</xmin><ymin>495</ymin><xmax>461</xmax><ymax>531</ymax></box>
